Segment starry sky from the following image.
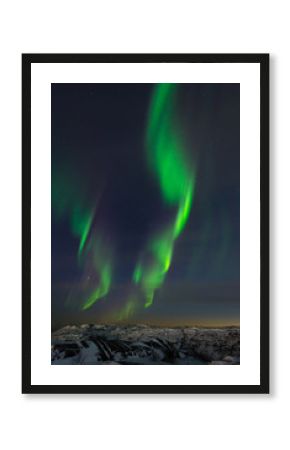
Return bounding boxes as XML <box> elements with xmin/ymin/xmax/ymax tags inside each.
<box><xmin>51</xmin><ymin>83</ymin><xmax>240</xmax><ymax>330</ymax></box>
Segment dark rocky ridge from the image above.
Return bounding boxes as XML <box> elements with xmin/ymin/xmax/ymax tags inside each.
<box><xmin>52</xmin><ymin>324</ymin><xmax>240</xmax><ymax>365</ymax></box>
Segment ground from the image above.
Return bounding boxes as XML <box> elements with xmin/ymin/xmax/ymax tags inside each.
<box><xmin>51</xmin><ymin>324</ymin><xmax>240</xmax><ymax>365</ymax></box>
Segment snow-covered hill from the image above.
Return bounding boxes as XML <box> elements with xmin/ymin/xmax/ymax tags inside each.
<box><xmin>51</xmin><ymin>324</ymin><xmax>240</xmax><ymax>365</ymax></box>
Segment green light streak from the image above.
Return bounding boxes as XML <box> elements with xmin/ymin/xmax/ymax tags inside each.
<box><xmin>173</xmin><ymin>183</ymin><xmax>194</xmax><ymax>237</ymax></box>
<box><xmin>133</xmin><ymin>263</ymin><xmax>143</xmax><ymax>284</ymax></box>
<box><xmin>80</xmin><ymin>235</ymin><xmax>113</xmax><ymax>310</ymax></box>
<box><xmin>150</xmin><ymin>230</ymin><xmax>173</xmax><ymax>273</ymax></box>
<box><xmin>52</xmin><ymin>168</ymin><xmax>112</xmax><ymax>311</ymax></box>
<box><xmin>146</xmin><ymin>84</ymin><xmax>195</xmax><ymax>207</ymax></box>
<box><xmin>82</xmin><ymin>263</ymin><xmax>112</xmax><ymax>310</ymax></box>
<box><xmin>52</xmin><ymin>169</ymin><xmax>95</xmax><ymax>256</ymax></box>
<box><xmin>144</xmin><ymin>291</ymin><xmax>154</xmax><ymax>308</ymax></box>
<box><xmin>116</xmin><ymin>297</ymin><xmax>137</xmax><ymax>321</ymax></box>
<box><xmin>133</xmin><ymin>83</ymin><xmax>196</xmax><ymax>307</ymax></box>
<box><xmin>71</xmin><ymin>206</ymin><xmax>95</xmax><ymax>256</ymax></box>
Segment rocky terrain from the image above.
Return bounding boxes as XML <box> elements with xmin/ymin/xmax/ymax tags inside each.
<box><xmin>51</xmin><ymin>324</ymin><xmax>240</xmax><ymax>365</ymax></box>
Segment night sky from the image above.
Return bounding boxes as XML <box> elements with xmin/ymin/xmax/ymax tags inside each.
<box><xmin>51</xmin><ymin>83</ymin><xmax>240</xmax><ymax>330</ymax></box>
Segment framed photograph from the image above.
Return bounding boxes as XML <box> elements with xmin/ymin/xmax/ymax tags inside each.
<box><xmin>22</xmin><ymin>53</ymin><xmax>269</xmax><ymax>394</ymax></box>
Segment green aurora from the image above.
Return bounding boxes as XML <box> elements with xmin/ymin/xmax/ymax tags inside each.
<box><xmin>51</xmin><ymin>82</ymin><xmax>240</xmax><ymax>329</ymax></box>
<box><xmin>132</xmin><ymin>83</ymin><xmax>196</xmax><ymax>308</ymax></box>
<box><xmin>52</xmin><ymin>170</ymin><xmax>94</xmax><ymax>257</ymax></box>
<box><xmin>52</xmin><ymin>84</ymin><xmax>196</xmax><ymax>315</ymax></box>
<box><xmin>52</xmin><ymin>171</ymin><xmax>112</xmax><ymax>310</ymax></box>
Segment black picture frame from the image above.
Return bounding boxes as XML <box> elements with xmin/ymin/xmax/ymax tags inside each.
<box><xmin>22</xmin><ymin>53</ymin><xmax>269</xmax><ymax>394</ymax></box>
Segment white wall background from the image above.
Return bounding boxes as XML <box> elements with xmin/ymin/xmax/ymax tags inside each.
<box><xmin>0</xmin><ymin>1</ymin><xmax>286</xmax><ymax>449</ymax></box>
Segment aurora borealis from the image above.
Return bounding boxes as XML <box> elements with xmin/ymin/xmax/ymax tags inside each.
<box><xmin>132</xmin><ymin>84</ymin><xmax>195</xmax><ymax>308</ymax></box>
<box><xmin>52</xmin><ymin>83</ymin><xmax>240</xmax><ymax>330</ymax></box>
